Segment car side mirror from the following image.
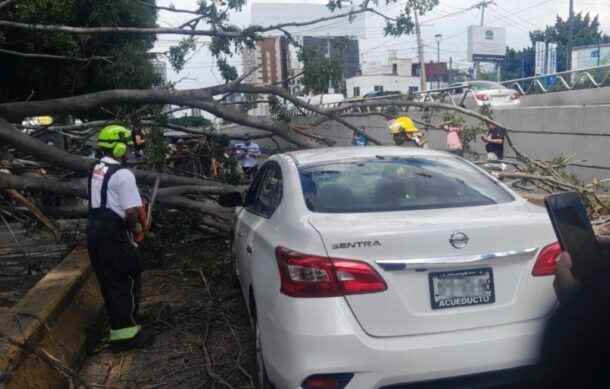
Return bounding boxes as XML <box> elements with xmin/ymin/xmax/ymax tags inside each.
<box><xmin>218</xmin><ymin>192</ymin><xmax>243</xmax><ymax>207</ymax></box>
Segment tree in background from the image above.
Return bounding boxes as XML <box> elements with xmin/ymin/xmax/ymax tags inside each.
<box><xmin>0</xmin><ymin>0</ymin><xmax>160</xmax><ymax>104</ymax></box>
<box><xmin>168</xmin><ymin>116</ymin><xmax>213</xmax><ymax>129</ymax></box>
<box><xmin>299</xmin><ymin>45</ymin><xmax>343</xmax><ymax>95</ymax></box>
<box><xmin>501</xmin><ymin>12</ymin><xmax>610</xmax><ymax>80</ymax></box>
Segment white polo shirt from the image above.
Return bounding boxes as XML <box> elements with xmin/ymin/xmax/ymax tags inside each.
<box><xmin>235</xmin><ymin>142</ymin><xmax>261</xmax><ymax>168</ymax></box>
<box><xmin>89</xmin><ymin>157</ymin><xmax>142</xmax><ymax>219</ymax></box>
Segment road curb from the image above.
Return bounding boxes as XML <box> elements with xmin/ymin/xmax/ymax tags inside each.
<box><xmin>0</xmin><ymin>246</ymin><xmax>103</xmax><ymax>389</ymax></box>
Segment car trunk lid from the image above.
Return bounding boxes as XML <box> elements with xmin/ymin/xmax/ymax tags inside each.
<box><xmin>308</xmin><ymin>201</ymin><xmax>557</xmax><ymax>337</ymax></box>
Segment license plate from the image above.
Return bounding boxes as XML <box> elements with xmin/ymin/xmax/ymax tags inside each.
<box><xmin>429</xmin><ymin>268</ymin><xmax>495</xmax><ymax>310</ymax></box>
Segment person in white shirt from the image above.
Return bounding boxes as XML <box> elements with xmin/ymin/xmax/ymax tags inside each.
<box><xmin>235</xmin><ymin>133</ymin><xmax>261</xmax><ymax>178</ymax></box>
<box><xmin>87</xmin><ymin>125</ymin><xmax>153</xmax><ymax>352</ymax></box>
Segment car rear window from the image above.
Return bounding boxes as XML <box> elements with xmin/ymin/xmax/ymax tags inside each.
<box><xmin>299</xmin><ymin>157</ymin><xmax>514</xmax><ymax>213</ymax></box>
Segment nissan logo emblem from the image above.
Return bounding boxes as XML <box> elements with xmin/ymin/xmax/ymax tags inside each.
<box><xmin>449</xmin><ymin>232</ymin><xmax>469</xmax><ymax>249</ymax></box>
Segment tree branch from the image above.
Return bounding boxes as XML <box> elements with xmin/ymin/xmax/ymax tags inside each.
<box><xmin>0</xmin><ymin>48</ymin><xmax>112</xmax><ymax>62</ymax></box>
<box><xmin>0</xmin><ymin>7</ymin><xmax>372</xmax><ymax>38</ymax></box>
<box><xmin>0</xmin><ymin>0</ymin><xmax>16</xmax><ymax>11</ymax></box>
<box><xmin>0</xmin><ymin>118</ymin><xmax>242</xmax><ymax>188</ymax></box>
<box><xmin>255</xmin><ymin>7</ymin><xmax>370</xmax><ymax>33</ymax></box>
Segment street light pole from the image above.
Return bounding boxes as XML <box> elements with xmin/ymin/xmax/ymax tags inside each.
<box><xmin>435</xmin><ymin>34</ymin><xmax>442</xmax><ymax>88</ymax></box>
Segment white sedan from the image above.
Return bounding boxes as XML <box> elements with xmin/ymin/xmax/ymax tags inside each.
<box><xmin>219</xmin><ymin>147</ymin><xmax>559</xmax><ymax>389</ymax></box>
<box><xmin>449</xmin><ymin>81</ymin><xmax>521</xmax><ymax>109</ymax></box>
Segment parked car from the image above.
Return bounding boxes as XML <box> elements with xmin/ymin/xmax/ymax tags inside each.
<box><xmin>448</xmin><ymin>81</ymin><xmax>521</xmax><ymax>108</ymax></box>
<box><xmin>363</xmin><ymin>90</ymin><xmax>402</xmax><ymax>99</ymax></box>
<box><xmin>219</xmin><ymin>147</ymin><xmax>559</xmax><ymax>389</ymax></box>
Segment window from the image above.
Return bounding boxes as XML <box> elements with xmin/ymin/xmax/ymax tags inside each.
<box><xmin>392</xmin><ymin>64</ymin><xmax>398</xmax><ymax>75</ymax></box>
<box><xmin>353</xmin><ymin>87</ymin><xmax>360</xmax><ymax>97</ymax></box>
<box><xmin>245</xmin><ymin>163</ymin><xmax>283</xmax><ymax>218</ymax></box>
<box><xmin>485</xmin><ymin>30</ymin><xmax>494</xmax><ymax>40</ymax></box>
<box><xmin>299</xmin><ymin>157</ymin><xmax>514</xmax><ymax>213</ymax></box>
<box><xmin>374</xmin><ymin>85</ymin><xmax>384</xmax><ymax>92</ymax></box>
<box><xmin>408</xmin><ymin>86</ymin><xmax>418</xmax><ymax>93</ymax></box>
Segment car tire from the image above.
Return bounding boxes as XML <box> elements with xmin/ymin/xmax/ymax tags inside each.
<box><xmin>250</xmin><ymin>297</ymin><xmax>272</xmax><ymax>388</ymax></box>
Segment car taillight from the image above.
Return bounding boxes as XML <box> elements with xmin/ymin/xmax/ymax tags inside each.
<box><xmin>511</xmin><ymin>91</ymin><xmax>521</xmax><ymax>100</ymax></box>
<box><xmin>532</xmin><ymin>242</ymin><xmax>562</xmax><ymax>276</ymax></box>
<box><xmin>302</xmin><ymin>373</ymin><xmax>354</xmax><ymax>389</ymax></box>
<box><xmin>275</xmin><ymin>246</ymin><xmax>387</xmax><ymax>298</ymax></box>
<box><xmin>475</xmin><ymin>93</ymin><xmax>489</xmax><ymax>101</ymax></box>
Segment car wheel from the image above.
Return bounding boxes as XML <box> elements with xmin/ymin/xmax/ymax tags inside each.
<box><xmin>250</xmin><ymin>298</ymin><xmax>272</xmax><ymax>388</ymax></box>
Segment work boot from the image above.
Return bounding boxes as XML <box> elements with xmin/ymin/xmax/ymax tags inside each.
<box><xmin>110</xmin><ymin>331</ymin><xmax>155</xmax><ymax>352</ymax></box>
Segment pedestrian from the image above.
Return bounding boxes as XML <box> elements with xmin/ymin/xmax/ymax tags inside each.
<box><xmin>131</xmin><ymin>127</ymin><xmax>147</xmax><ymax>158</ymax></box>
<box><xmin>351</xmin><ymin>126</ymin><xmax>368</xmax><ymax>146</ymax></box>
<box><xmin>87</xmin><ymin>125</ymin><xmax>153</xmax><ymax>352</ymax></box>
<box><xmin>235</xmin><ymin>133</ymin><xmax>261</xmax><ymax>178</ymax></box>
<box><xmin>440</xmin><ymin>120</ymin><xmax>464</xmax><ymax>157</ymax></box>
<box><xmin>388</xmin><ymin>116</ymin><xmax>429</xmax><ymax>148</ymax></box>
<box><xmin>481</xmin><ymin>122</ymin><xmax>505</xmax><ymax>161</ymax></box>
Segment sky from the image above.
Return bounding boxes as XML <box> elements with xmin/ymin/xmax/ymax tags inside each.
<box><xmin>153</xmin><ymin>0</ymin><xmax>610</xmax><ymax>89</ymax></box>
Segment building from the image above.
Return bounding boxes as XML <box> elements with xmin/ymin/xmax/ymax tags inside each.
<box><xmin>345</xmin><ymin>51</ymin><xmax>420</xmax><ymax>98</ymax></box>
<box><xmin>411</xmin><ymin>61</ymin><xmax>450</xmax><ymax>88</ymax></box>
<box><xmin>288</xmin><ymin>67</ymin><xmax>305</xmax><ymax>96</ymax></box>
<box><xmin>242</xmin><ymin>37</ymin><xmax>290</xmax><ymax>88</ymax></box>
<box><xmin>302</xmin><ymin>36</ymin><xmax>360</xmax><ymax>95</ymax></box>
<box><xmin>151</xmin><ymin>60</ymin><xmax>167</xmax><ymax>84</ymax></box>
<box><xmin>346</xmin><ymin>75</ymin><xmax>420</xmax><ymax>98</ymax></box>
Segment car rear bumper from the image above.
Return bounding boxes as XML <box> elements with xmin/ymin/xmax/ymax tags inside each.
<box><xmin>261</xmin><ymin>297</ymin><xmax>548</xmax><ymax>389</ymax></box>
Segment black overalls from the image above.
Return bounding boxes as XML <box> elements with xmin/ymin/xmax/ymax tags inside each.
<box><xmin>86</xmin><ymin>162</ymin><xmax>143</xmax><ymax>341</ymax></box>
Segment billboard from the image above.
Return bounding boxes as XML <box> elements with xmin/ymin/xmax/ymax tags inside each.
<box><xmin>535</xmin><ymin>42</ymin><xmax>558</xmax><ymax>75</ymax></box>
<box><xmin>535</xmin><ymin>41</ymin><xmax>546</xmax><ymax>75</ymax></box>
<box><xmin>547</xmin><ymin>43</ymin><xmax>558</xmax><ymax>74</ymax></box>
<box><xmin>571</xmin><ymin>43</ymin><xmax>610</xmax><ymax>70</ymax></box>
<box><xmin>251</xmin><ymin>2</ymin><xmax>366</xmax><ymax>38</ymax></box>
<box><xmin>467</xmin><ymin>26</ymin><xmax>506</xmax><ymax>62</ymax></box>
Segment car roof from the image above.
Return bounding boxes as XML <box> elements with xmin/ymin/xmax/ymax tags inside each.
<box><xmin>280</xmin><ymin>146</ymin><xmax>452</xmax><ymax>166</ymax></box>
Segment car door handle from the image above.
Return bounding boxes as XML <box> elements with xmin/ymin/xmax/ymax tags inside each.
<box><xmin>246</xmin><ymin>245</ymin><xmax>252</xmax><ymax>254</ymax></box>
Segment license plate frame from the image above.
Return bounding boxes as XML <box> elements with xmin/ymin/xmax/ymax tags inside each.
<box><xmin>429</xmin><ymin>268</ymin><xmax>495</xmax><ymax>310</ymax></box>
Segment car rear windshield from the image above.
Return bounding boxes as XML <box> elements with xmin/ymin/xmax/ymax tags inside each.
<box><xmin>299</xmin><ymin>157</ymin><xmax>514</xmax><ymax>213</ymax></box>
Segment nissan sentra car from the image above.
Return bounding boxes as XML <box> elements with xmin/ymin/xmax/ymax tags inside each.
<box><xmin>219</xmin><ymin>146</ymin><xmax>559</xmax><ymax>389</ymax></box>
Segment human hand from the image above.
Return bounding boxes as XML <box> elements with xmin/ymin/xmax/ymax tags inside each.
<box><xmin>553</xmin><ymin>252</ymin><xmax>581</xmax><ymax>305</ymax></box>
<box><xmin>480</xmin><ymin>135</ymin><xmax>487</xmax><ymax>142</ymax></box>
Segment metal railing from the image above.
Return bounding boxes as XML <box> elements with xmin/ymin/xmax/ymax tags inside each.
<box><xmin>500</xmin><ymin>64</ymin><xmax>610</xmax><ymax>95</ymax></box>
<box><xmin>265</xmin><ymin>64</ymin><xmax>610</xmax><ymax>120</ymax></box>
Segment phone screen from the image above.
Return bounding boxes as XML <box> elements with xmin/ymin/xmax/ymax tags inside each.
<box><xmin>544</xmin><ymin>192</ymin><xmax>602</xmax><ymax>280</ymax></box>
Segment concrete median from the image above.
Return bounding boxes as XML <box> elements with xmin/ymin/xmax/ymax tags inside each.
<box><xmin>0</xmin><ymin>247</ymin><xmax>103</xmax><ymax>389</ymax></box>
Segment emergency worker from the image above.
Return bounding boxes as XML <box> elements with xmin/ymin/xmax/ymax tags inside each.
<box><xmin>388</xmin><ymin>116</ymin><xmax>429</xmax><ymax>148</ymax></box>
<box><xmin>87</xmin><ymin>125</ymin><xmax>153</xmax><ymax>351</ymax></box>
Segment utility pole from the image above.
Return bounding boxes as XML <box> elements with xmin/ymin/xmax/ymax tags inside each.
<box><xmin>449</xmin><ymin>57</ymin><xmax>453</xmax><ymax>84</ymax></box>
<box><xmin>567</xmin><ymin>0</ymin><xmax>574</xmax><ymax>72</ymax></box>
<box><xmin>413</xmin><ymin>4</ymin><xmax>427</xmax><ymax>91</ymax></box>
<box><xmin>473</xmin><ymin>0</ymin><xmax>494</xmax><ymax>79</ymax></box>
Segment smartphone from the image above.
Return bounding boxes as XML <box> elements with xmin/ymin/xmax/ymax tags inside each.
<box><xmin>544</xmin><ymin>191</ymin><xmax>603</xmax><ymax>280</ymax></box>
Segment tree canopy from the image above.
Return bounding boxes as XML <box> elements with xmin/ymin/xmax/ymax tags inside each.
<box><xmin>501</xmin><ymin>12</ymin><xmax>610</xmax><ymax>80</ymax></box>
<box><xmin>0</xmin><ymin>0</ymin><xmax>160</xmax><ymax>103</ymax></box>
